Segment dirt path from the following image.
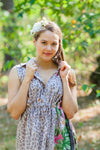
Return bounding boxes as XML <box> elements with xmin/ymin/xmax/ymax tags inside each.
<box><xmin>72</xmin><ymin>98</ymin><xmax>100</xmax><ymax>150</ymax></box>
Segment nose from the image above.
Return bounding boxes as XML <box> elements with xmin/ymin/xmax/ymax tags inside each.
<box><xmin>46</xmin><ymin>45</ymin><xmax>51</xmax><ymax>51</ymax></box>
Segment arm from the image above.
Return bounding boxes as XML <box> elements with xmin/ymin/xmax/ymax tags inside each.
<box><xmin>62</xmin><ymin>78</ymin><xmax>78</xmax><ymax>119</ymax></box>
<box><xmin>60</xmin><ymin>61</ymin><xmax>78</xmax><ymax>119</ymax></box>
<box><xmin>7</xmin><ymin>66</ymin><xmax>31</xmax><ymax>120</ymax></box>
<box><xmin>7</xmin><ymin>59</ymin><xmax>37</xmax><ymax>120</ymax></box>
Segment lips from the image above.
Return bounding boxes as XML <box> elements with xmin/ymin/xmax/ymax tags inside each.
<box><xmin>43</xmin><ymin>52</ymin><xmax>52</xmax><ymax>56</ymax></box>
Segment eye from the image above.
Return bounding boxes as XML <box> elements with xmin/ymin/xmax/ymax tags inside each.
<box><xmin>41</xmin><ymin>41</ymin><xmax>47</xmax><ymax>44</ymax></box>
<box><xmin>52</xmin><ymin>43</ymin><xmax>57</xmax><ymax>46</ymax></box>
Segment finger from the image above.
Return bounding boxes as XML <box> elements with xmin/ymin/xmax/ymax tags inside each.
<box><xmin>28</xmin><ymin>61</ymin><xmax>36</xmax><ymax>66</ymax></box>
<box><xmin>60</xmin><ymin>61</ymin><xmax>68</xmax><ymax>66</ymax></box>
<box><xmin>30</xmin><ymin>65</ymin><xmax>38</xmax><ymax>70</ymax></box>
<box><xmin>60</xmin><ymin>61</ymin><xmax>69</xmax><ymax>71</ymax></box>
<box><xmin>61</xmin><ymin>65</ymin><xmax>66</xmax><ymax>71</ymax></box>
<box><xmin>34</xmin><ymin>67</ymin><xmax>38</xmax><ymax>71</ymax></box>
<box><xmin>27</xmin><ymin>57</ymin><xmax>35</xmax><ymax>65</ymax></box>
<box><xmin>61</xmin><ymin>62</ymin><xmax>71</xmax><ymax>71</ymax></box>
<box><xmin>63</xmin><ymin>68</ymin><xmax>70</xmax><ymax>74</ymax></box>
<box><xmin>29</xmin><ymin>57</ymin><xmax>34</xmax><ymax>63</ymax></box>
<box><xmin>60</xmin><ymin>61</ymin><xmax>65</xmax><ymax>71</ymax></box>
<box><xmin>31</xmin><ymin>66</ymin><xmax>38</xmax><ymax>71</ymax></box>
<box><xmin>31</xmin><ymin>63</ymin><xmax>37</xmax><ymax>67</ymax></box>
<box><xmin>27</xmin><ymin>63</ymin><xmax>37</xmax><ymax>68</ymax></box>
<box><xmin>66</xmin><ymin>69</ymin><xmax>71</xmax><ymax>78</ymax></box>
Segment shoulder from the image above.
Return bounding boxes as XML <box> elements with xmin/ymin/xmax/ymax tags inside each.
<box><xmin>9</xmin><ymin>63</ymin><xmax>26</xmax><ymax>79</ymax></box>
<box><xmin>9</xmin><ymin>65</ymin><xmax>18</xmax><ymax>76</ymax></box>
<box><xmin>8</xmin><ymin>65</ymin><xmax>18</xmax><ymax>83</ymax></box>
<box><xmin>16</xmin><ymin>63</ymin><xmax>26</xmax><ymax>69</ymax></box>
<box><xmin>8</xmin><ymin>66</ymin><xmax>20</xmax><ymax>87</ymax></box>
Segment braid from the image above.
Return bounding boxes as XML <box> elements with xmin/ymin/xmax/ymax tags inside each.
<box><xmin>52</xmin><ymin>39</ymin><xmax>76</xmax><ymax>87</ymax></box>
<box><xmin>52</xmin><ymin>39</ymin><xmax>64</xmax><ymax>65</ymax></box>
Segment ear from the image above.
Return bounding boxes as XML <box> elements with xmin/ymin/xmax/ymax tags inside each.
<box><xmin>33</xmin><ymin>38</ymin><xmax>36</xmax><ymax>46</ymax></box>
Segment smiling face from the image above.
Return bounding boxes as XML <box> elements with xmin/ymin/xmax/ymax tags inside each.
<box><xmin>34</xmin><ymin>30</ymin><xmax>59</xmax><ymax>62</ymax></box>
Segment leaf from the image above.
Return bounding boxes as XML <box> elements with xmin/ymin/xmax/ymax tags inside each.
<box><xmin>3</xmin><ymin>60</ymin><xmax>14</xmax><ymax>71</ymax></box>
<box><xmin>81</xmin><ymin>84</ymin><xmax>88</xmax><ymax>91</ymax></box>
<box><xmin>96</xmin><ymin>90</ymin><xmax>100</xmax><ymax>97</ymax></box>
<box><xmin>62</xmin><ymin>38</ymin><xmax>67</xmax><ymax>49</ymax></box>
<box><xmin>96</xmin><ymin>93</ymin><xmax>100</xmax><ymax>98</ymax></box>
<box><xmin>90</xmin><ymin>84</ymin><xmax>96</xmax><ymax>88</ymax></box>
<box><xmin>18</xmin><ymin>12</ymin><xmax>24</xmax><ymax>17</ymax></box>
<box><xmin>27</xmin><ymin>57</ymin><xmax>31</xmax><ymax>61</ymax></box>
<box><xmin>29</xmin><ymin>0</ymin><xmax>35</xmax><ymax>5</ymax></box>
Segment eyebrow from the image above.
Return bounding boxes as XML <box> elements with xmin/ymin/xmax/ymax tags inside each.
<box><xmin>41</xmin><ymin>39</ymin><xmax>58</xmax><ymax>42</ymax></box>
<box><xmin>41</xmin><ymin>40</ymin><xmax>47</xmax><ymax>42</ymax></box>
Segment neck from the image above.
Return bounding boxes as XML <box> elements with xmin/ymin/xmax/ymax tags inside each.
<box><xmin>35</xmin><ymin>57</ymin><xmax>56</xmax><ymax>69</ymax></box>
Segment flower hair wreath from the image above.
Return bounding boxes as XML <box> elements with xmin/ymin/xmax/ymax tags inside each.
<box><xmin>30</xmin><ymin>17</ymin><xmax>48</xmax><ymax>36</ymax></box>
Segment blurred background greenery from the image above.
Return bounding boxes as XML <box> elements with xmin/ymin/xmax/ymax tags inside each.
<box><xmin>0</xmin><ymin>0</ymin><xmax>100</xmax><ymax>150</ymax></box>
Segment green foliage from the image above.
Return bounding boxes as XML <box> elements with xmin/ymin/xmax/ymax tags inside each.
<box><xmin>0</xmin><ymin>0</ymin><xmax>100</xmax><ymax>68</ymax></box>
<box><xmin>96</xmin><ymin>90</ymin><xmax>100</xmax><ymax>98</ymax></box>
<box><xmin>0</xmin><ymin>75</ymin><xmax>8</xmax><ymax>83</ymax></box>
<box><xmin>82</xmin><ymin>84</ymin><xmax>88</xmax><ymax>91</ymax></box>
<box><xmin>81</xmin><ymin>84</ymin><xmax>100</xmax><ymax>98</ymax></box>
<box><xmin>0</xmin><ymin>1</ymin><xmax>37</xmax><ymax>70</ymax></box>
<box><xmin>78</xmin><ymin>122</ymin><xmax>84</xmax><ymax>128</ymax></box>
<box><xmin>81</xmin><ymin>84</ymin><xmax>97</xmax><ymax>92</ymax></box>
<box><xmin>0</xmin><ymin>8</ymin><xmax>23</xmax><ymax>65</ymax></box>
<box><xmin>0</xmin><ymin>0</ymin><xmax>100</xmax><ymax>99</ymax></box>
<box><xmin>3</xmin><ymin>60</ymin><xmax>14</xmax><ymax>71</ymax></box>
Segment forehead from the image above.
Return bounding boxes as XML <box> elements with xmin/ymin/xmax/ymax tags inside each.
<box><xmin>38</xmin><ymin>30</ymin><xmax>59</xmax><ymax>42</ymax></box>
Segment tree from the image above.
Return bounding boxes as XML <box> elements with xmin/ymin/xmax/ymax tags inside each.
<box><xmin>0</xmin><ymin>0</ymin><xmax>100</xmax><ymax>98</ymax></box>
<box><xmin>89</xmin><ymin>56</ymin><xmax>100</xmax><ymax>98</ymax></box>
<box><xmin>1</xmin><ymin>0</ymin><xmax>14</xmax><ymax>10</ymax></box>
<box><xmin>1</xmin><ymin>0</ymin><xmax>14</xmax><ymax>62</ymax></box>
<box><xmin>0</xmin><ymin>0</ymin><xmax>22</xmax><ymax>71</ymax></box>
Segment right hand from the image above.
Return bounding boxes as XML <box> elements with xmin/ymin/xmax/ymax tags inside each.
<box><xmin>24</xmin><ymin>58</ymin><xmax>38</xmax><ymax>82</ymax></box>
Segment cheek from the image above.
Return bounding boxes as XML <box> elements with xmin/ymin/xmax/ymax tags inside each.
<box><xmin>36</xmin><ymin>46</ymin><xmax>45</xmax><ymax>55</ymax></box>
<box><xmin>52</xmin><ymin>49</ymin><xmax>58</xmax><ymax>56</ymax></box>
<box><xmin>53</xmin><ymin>48</ymin><xmax>58</xmax><ymax>53</ymax></box>
<box><xmin>37</xmin><ymin>44</ymin><xmax>46</xmax><ymax>50</ymax></box>
<box><xmin>36</xmin><ymin>46</ymin><xmax>41</xmax><ymax>55</ymax></box>
<box><xmin>53</xmin><ymin>45</ymin><xmax>59</xmax><ymax>52</ymax></box>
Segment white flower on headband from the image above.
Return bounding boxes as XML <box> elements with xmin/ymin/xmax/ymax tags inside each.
<box><xmin>30</xmin><ymin>17</ymin><xmax>48</xmax><ymax>35</ymax></box>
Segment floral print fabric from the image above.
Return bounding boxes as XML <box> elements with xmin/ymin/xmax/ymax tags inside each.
<box><xmin>16</xmin><ymin>62</ymin><xmax>77</xmax><ymax>150</ymax></box>
<box><xmin>54</xmin><ymin>101</ymin><xmax>71</xmax><ymax>150</ymax></box>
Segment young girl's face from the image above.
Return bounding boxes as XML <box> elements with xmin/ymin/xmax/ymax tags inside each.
<box><xmin>34</xmin><ymin>30</ymin><xmax>59</xmax><ymax>62</ymax></box>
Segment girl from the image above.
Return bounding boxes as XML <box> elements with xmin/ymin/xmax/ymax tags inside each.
<box><xmin>8</xmin><ymin>17</ymin><xmax>78</xmax><ymax>150</ymax></box>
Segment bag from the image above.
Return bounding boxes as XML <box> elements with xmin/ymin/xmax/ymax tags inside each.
<box><xmin>54</xmin><ymin>101</ymin><xmax>78</xmax><ymax>150</ymax></box>
<box><xmin>65</xmin><ymin>115</ymin><xmax>78</xmax><ymax>150</ymax></box>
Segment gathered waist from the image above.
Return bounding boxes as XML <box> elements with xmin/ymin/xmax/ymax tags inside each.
<box><xmin>26</xmin><ymin>100</ymin><xmax>57</xmax><ymax>116</ymax></box>
<box><xmin>27</xmin><ymin>97</ymin><xmax>57</xmax><ymax>107</ymax></box>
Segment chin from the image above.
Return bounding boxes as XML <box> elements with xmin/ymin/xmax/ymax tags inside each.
<box><xmin>43</xmin><ymin>58</ymin><xmax>52</xmax><ymax>62</ymax></box>
<box><xmin>42</xmin><ymin>56</ymin><xmax>53</xmax><ymax>62</ymax></box>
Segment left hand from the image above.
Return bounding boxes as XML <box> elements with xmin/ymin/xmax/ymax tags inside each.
<box><xmin>60</xmin><ymin>61</ymin><xmax>71</xmax><ymax>79</ymax></box>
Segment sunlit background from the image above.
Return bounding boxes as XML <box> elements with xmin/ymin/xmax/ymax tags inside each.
<box><xmin>0</xmin><ymin>0</ymin><xmax>100</xmax><ymax>149</ymax></box>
